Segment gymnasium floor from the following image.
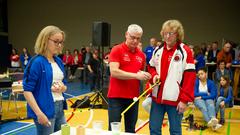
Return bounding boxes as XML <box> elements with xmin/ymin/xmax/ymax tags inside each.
<box><xmin>0</xmin><ymin>81</ymin><xmax>240</xmax><ymax>135</ymax></box>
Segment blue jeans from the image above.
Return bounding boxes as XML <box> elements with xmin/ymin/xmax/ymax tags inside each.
<box><xmin>34</xmin><ymin>100</ymin><xmax>66</xmax><ymax>135</ymax></box>
<box><xmin>194</xmin><ymin>99</ymin><xmax>215</xmax><ymax>122</ymax></box>
<box><xmin>108</xmin><ymin>98</ymin><xmax>139</xmax><ymax>133</ymax></box>
<box><xmin>215</xmin><ymin>96</ymin><xmax>226</xmax><ymax>120</ymax></box>
<box><xmin>89</xmin><ymin>72</ymin><xmax>100</xmax><ymax>91</ymax></box>
<box><xmin>149</xmin><ymin>100</ymin><xmax>183</xmax><ymax>135</ymax></box>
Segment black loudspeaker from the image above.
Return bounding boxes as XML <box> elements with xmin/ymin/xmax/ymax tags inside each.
<box><xmin>0</xmin><ymin>36</ymin><xmax>11</xmax><ymax>73</ymax></box>
<box><xmin>92</xmin><ymin>22</ymin><xmax>111</xmax><ymax>46</ymax></box>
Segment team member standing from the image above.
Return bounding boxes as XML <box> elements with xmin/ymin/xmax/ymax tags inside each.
<box><xmin>148</xmin><ymin>20</ymin><xmax>196</xmax><ymax>135</ymax></box>
<box><xmin>107</xmin><ymin>24</ymin><xmax>151</xmax><ymax>133</ymax></box>
<box><xmin>23</xmin><ymin>25</ymin><xmax>67</xmax><ymax>135</ymax></box>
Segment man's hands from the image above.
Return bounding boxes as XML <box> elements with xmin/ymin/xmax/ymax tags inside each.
<box><xmin>136</xmin><ymin>71</ymin><xmax>152</xmax><ymax>80</ymax></box>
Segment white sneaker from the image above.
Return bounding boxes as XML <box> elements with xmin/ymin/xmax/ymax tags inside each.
<box><xmin>211</xmin><ymin>118</ymin><xmax>218</xmax><ymax>127</ymax></box>
<box><xmin>212</xmin><ymin>124</ymin><xmax>222</xmax><ymax>131</ymax></box>
<box><xmin>207</xmin><ymin>118</ymin><xmax>218</xmax><ymax>127</ymax></box>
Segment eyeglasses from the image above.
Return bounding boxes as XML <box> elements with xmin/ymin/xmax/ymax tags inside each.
<box><xmin>128</xmin><ymin>33</ymin><xmax>141</xmax><ymax>41</ymax></box>
<box><xmin>49</xmin><ymin>38</ymin><xmax>64</xmax><ymax>47</ymax></box>
<box><xmin>163</xmin><ymin>32</ymin><xmax>177</xmax><ymax>37</ymax></box>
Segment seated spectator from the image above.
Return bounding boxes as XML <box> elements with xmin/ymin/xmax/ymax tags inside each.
<box><xmin>62</xmin><ymin>49</ymin><xmax>73</xmax><ymax>78</ymax></box>
<box><xmin>194</xmin><ymin>67</ymin><xmax>222</xmax><ymax>131</ymax></box>
<box><xmin>215</xmin><ymin>75</ymin><xmax>233</xmax><ymax>125</ymax></box>
<box><xmin>70</xmin><ymin>49</ymin><xmax>82</xmax><ymax>79</ymax></box>
<box><xmin>20</xmin><ymin>47</ymin><xmax>31</xmax><ymax>70</ymax></box>
<box><xmin>194</xmin><ymin>46</ymin><xmax>205</xmax><ymax>72</ymax></box>
<box><xmin>217</xmin><ymin>41</ymin><xmax>232</xmax><ymax>69</ymax></box>
<box><xmin>10</xmin><ymin>48</ymin><xmax>20</xmax><ymax>68</ymax></box>
<box><xmin>214</xmin><ymin>60</ymin><xmax>233</xmax><ymax>87</ymax></box>
<box><xmin>207</xmin><ymin>41</ymin><xmax>219</xmax><ymax>79</ymax></box>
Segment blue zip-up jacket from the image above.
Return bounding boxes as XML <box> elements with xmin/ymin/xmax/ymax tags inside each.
<box><xmin>194</xmin><ymin>78</ymin><xmax>217</xmax><ymax>100</ymax></box>
<box><xmin>20</xmin><ymin>53</ymin><xmax>32</xmax><ymax>66</ymax></box>
<box><xmin>219</xmin><ymin>86</ymin><xmax>233</xmax><ymax>105</ymax></box>
<box><xmin>23</xmin><ymin>55</ymin><xmax>67</xmax><ymax>120</ymax></box>
<box><xmin>214</xmin><ymin>68</ymin><xmax>233</xmax><ymax>83</ymax></box>
<box><xmin>144</xmin><ymin>45</ymin><xmax>154</xmax><ymax>64</ymax></box>
<box><xmin>195</xmin><ymin>54</ymin><xmax>205</xmax><ymax>72</ymax></box>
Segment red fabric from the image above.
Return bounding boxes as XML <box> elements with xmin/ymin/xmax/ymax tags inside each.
<box><xmin>107</xmin><ymin>42</ymin><xmax>146</xmax><ymax>99</ymax></box>
<box><xmin>10</xmin><ymin>54</ymin><xmax>20</xmax><ymax>62</ymax></box>
<box><xmin>147</xmin><ymin>65</ymin><xmax>157</xmax><ymax>84</ymax></box>
<box><xmin>217</xmin><ymin>50</ymin><xmax>232</xmax><ymax>64</ymax></box>
<box><xmin>179</xmin><ymin>45</ymin><xmax>196</xmax><ymax>103</ymax></box>
<box><xmin>63</xmin><ymin>54</ymin><xmax>74</xmax><ymax>66</ymax></box>
<box><xmin>72</xmin><ymin>54</ymin><xmax>83</xmax><ymax>67</ymax></box>
<box><xmin>144</xmin><ymin>81</ymin><xmax>153</xmax><ymax>95</ymax></box>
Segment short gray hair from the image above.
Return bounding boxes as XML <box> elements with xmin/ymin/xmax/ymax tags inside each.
<box><xmin>127</xmin><ymin>24</ymin><xmax>143</xmax><ymax>35</ymax></box>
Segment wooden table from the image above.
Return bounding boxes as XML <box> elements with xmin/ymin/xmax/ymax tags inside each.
<box><xmin>205</xmin><ymin>62</ymin><xmax>217</xmax><ymax>66</ymax></box>
<box><xmin>51</xmin><ymin>127</ymin><xmax>144</xmax><ymax>135</ymax></box>
<box><xmin>232</xmin><ymin>64</ymin><xmax>240</xmax><ymax>98</ymax></box>
<box><xmin>205</xmin><ymin>62</ymin><xmax>217</xmax><ymax>79</ymax></box>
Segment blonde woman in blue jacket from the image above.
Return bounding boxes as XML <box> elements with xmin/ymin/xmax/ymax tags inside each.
<box><xmin>23</xmin><ymin>26</ymin><xmax>67</xmax><ymax>135</ymax></box>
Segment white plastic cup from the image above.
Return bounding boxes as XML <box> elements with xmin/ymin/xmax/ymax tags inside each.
<box><xmin>111</xmin><ymin>122</ymin><xmax>121</xmax><ymax>135</ymax></box>
<box><xmin>92</xmin><ymin>120</ymin><xmax>103</xmax><ymax>131</ymax></box>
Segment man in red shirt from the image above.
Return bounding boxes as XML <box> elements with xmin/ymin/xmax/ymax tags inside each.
<box><xmin>148</xmin><ymin>20</ymin><xmax>196</xmax><ymax>135</ymax></box>
<box><xmin>217</xmin><ymin>41</ymin><xmax>232</xmax><ymax>69</ymax></box>
<box><xmin>107</xmin><ymin>24</ymin><xmax>151</xmax><ymax>133</ymax></box>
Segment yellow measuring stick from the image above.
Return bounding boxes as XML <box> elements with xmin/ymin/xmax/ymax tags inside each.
<box><xmin>121</xmin><ymin>79</ymin><xmax>160</xmax><ymax>116</ymax></box>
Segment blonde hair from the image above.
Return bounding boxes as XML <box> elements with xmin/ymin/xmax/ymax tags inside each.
<box><xmin>34</xmin><ymin>25</ymin><xmax>65</xmax><ymax>55</ymax></box>
<box><xmin>160</xmin><ymin>19</ymin><xmax>184</xmax><ymax>41</ymax></box>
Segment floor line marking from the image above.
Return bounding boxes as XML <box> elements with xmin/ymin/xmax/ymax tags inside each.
<box><xmin>1</xmin><ymin>123</ymin><xmax>34</xmax><ymax>135</ymax></box>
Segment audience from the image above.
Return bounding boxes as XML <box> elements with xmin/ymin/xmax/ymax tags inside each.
<box><xmin>215</xmin><ymin>75</ymin><xmax>233</xmax><ymax>125</ymax></box>
<box><xmin>69</xmin><ymin>49</ymin><xmax>82</xmax><ymax>80</ymax></box>
<box><xmin>62</xmin><ymin>49</ymin><xmax>73</xmax><ymax>79</ymax></box>
<box><xmin>10</xmin><ymin>48</ymin><xmax>20</xmax><ymax>68</ymax></box>
<box><xmin>194</xmin><ymin>67</ymin><xmax>222</xmax><ymax>131</ymax></box>
<box><xmin>144</xmin><ymin>37</ymin><xmax>157</xmax><ymax>70</ymax></box>
<box><xmin>214</xmin><ymin>60</ymin><xmax>233</xmax><ymax>87</ymax></box>
<box><xmin>217</xmin><ymin>41</ymin><xmax>232</xmax><ymax>69</ymax></box>
<box><xmin>194</xmin><ymin>46</ymin><xmax>205</xmax><ymax>72</ymax></box>
<box><xmin>20</xmin><ymin>47</ymin><xmax>31</xmax><ymax>70</ymax></box>
<box><xmin>207</xmin><ymin>41</ymin><xmax>220</xmax><ymax>79</ymax></box>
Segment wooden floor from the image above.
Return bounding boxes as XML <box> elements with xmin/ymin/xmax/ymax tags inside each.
<box><xmin>1</xmin><ymin>94</ymin><xmax>240</xmax><ymax>135</ymax></box>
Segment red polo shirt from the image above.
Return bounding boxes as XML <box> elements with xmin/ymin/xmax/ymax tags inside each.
<box><xmin>107</xmin><ymin>42</ymin><xmax>146</xmax><ymax>99</ymax></box>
